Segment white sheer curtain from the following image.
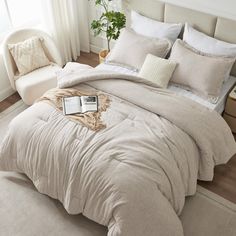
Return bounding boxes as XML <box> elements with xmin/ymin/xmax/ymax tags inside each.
<box><xmin>41</xmin><ymin>0</ymin><xmax>90</xmax><ymax>65</ymax></box>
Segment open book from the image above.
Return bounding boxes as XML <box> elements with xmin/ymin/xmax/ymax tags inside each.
<box><xmin>62</xmin><ymin>96</ymin><xmax>98</xmax><ymax>115</ymax></box>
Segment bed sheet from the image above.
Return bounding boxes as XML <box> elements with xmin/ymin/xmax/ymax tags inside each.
<box><xmin>96</xmin><ymin>63</ymin><xmax>236</xmax><ymax>113</ymax></box>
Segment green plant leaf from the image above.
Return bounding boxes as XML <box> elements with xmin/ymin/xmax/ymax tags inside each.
<box><xmin>89</xmin><ymin>0</ymin><xmax>126</xmax><ymax>50</ymax></box>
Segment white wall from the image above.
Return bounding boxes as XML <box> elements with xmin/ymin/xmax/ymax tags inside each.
<box><xmin>88</xmin><ymin>0</ymin><xmax>120</xmax><ymax>53</ymax></box>
<box><xmin>162</xmin><ymin>0</ymin><xmax>236</xmax><ymax>20</ymax></box>
<box><xmin>0</xmin><ymin>52</ymin><xmax>14</xmax><ymax>102</ymax></box>
<box><xmin>89</xmin><ymin>0</ymin><xmax>236</xmax><ymax>52</ymax></box>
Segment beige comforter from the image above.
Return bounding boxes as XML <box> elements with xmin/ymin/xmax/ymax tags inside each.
<box><xmin>0</xmin><ymin>64</ymin><xmax>235</xmax><ymax>236</ymax></box>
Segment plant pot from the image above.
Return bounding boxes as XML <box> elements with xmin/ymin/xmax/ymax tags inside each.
<box><xmin>99</xmin><ymin>49</ymin><xmax>109</xmax><ymax>64</ymax></box>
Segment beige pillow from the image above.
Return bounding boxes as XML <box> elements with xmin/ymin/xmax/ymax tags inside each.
<box><xmin>139</xmin><ymin>54</ymin><xmax>177</xmax><ymax>88</ymax></box>
<box><xmin>8</xmin><ymin>36</ymin><xmax>50</xmax><ymax>76</ymax></box>
<box><xmin>169</xmin><ymin>40</ymin><xmax>235</xmax><ymax>103</ymax></box>
<box><xmin>106</xmin><ymin>29</ymin><xmax>172</xmax><ymax>71</ymax></box>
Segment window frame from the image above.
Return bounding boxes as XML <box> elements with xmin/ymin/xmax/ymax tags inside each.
<box><xmin>0</xmin><ymin>0</ymin><xmax>41</xmax><ymax>41</ymax></box>
<box><xmin>3</xmin><ymin>0</ymin><xmax>13</xmax><ymax>27</ymax></box>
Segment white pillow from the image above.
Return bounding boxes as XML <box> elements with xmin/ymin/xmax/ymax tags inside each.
<box><xmin>139</xmin><ymin>54</ymin><xmax>177</xmax><ymax>88</ymax></box>
<box><xmin>106</xmin><ymin>29</ymin><xmax>172</xmax><ymax>71</ymax></box>
<box><xmin>8</xmin><ymin>36</ymin><xmax>50</xmax><ymax>76</ymax></box>
<box><xmin>131</xmin><ymin>10</ymin><xmax>182</xmax><ymax>42</ymax></box>
<box><xmin>183</xmin><ymin>23</ymin><xmax>236</xmax><ymax>56</ymax></box>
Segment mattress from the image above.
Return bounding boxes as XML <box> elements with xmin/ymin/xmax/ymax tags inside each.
<box><xmin>96</xmin><ymin>63</ymin><xmax>236</xmax><ymax>114</ymax></box>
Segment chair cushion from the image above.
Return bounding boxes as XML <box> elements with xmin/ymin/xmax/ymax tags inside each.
<box><xmin>15</xmin><ymin>64</ymin><xmax>61</xmax><ymax>105</ymax></box>
<box><xmin>8</xmin><ymin>36</ymin><xmax>50</xmax><ymax>76</ymax></box>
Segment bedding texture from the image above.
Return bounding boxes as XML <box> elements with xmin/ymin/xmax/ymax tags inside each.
<box><xmin>0</xmin><ymin>63</ymin><xmax>235</xmax><ymax>236</ymax></box>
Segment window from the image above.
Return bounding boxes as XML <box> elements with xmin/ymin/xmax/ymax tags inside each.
<box><xmin>0</xmin><ymin>0</ymin><xmax>42</xmax><ymax>40</ymax></box>
<box><xmin>0</xmin><ymin>1</ymin><xmax>11</xmax><ymax>33</ymax></box>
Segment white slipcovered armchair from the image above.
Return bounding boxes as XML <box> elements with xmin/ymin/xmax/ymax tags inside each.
<box><xmin>2</xmin><ymin>28</ymin><xmax>63</xmax><ymax>105</ymax></box>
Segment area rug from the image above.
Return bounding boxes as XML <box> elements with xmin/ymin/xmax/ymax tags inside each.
<box><xmin>0</xmin><ymin>100</ymin><xmax>28</xmax><ymax>138</ymax></box>
<box><xmin>0</xmin><ymin>101</ymin><xmax>235</xmax><ymax>236</ymax></box>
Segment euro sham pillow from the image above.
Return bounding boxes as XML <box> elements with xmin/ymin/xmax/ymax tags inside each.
<box><xmin>8</xmin><ymin>36</ymin><xmax>50</xmax><ymax>76</ymax></box>
<box><xmin>183</xmin><ymin>23</ymin><xmax>236</xmax><ymax>56</ymax></box>
<box><xmin>139</xmin><ymin>54</ymin><xmax>177</xmax><ymax>88</ymax></box>
<box><xmin>169</xmin><ymin>39</ymin><xmax>235</xmax><ymax>103</ymax></box>
<box><xmin>106</xmin><ymin>29</ymin><xmax>172</xmax><ymax>71</ymax></box>
<box><xmin>183</xmin><ymin>23</ymin><xmax>236</xmax><ymax>81</ymax></box>
<box><xmin>131</xmin><ymin>10</ymin><xmax>182</xmax><ymax>42</ymax></box>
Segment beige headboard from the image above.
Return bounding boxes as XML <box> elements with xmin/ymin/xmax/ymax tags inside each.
<box><xmin>122</xmin><ymin>0</ymin><xmax>236</xmax><ymax>76</ymax></box>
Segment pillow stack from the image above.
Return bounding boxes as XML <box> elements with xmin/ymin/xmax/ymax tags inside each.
<box><xmin>183</xmin><ymin>23</ymin><xmax>236</xmax><ymax>81</ymax></box>
<box><xmin>167</xmin><ymin>23</ymin><xmax>236</xmax><ymax>103</ymax></box>
<box><xmin>106</xmin><ymin>29</ymin><xmax>172</xmax><ymax>71</ymax></box>
<box><xmin>106</xmin><ymin>10</ymin><xmax>236</xmax><ymax>103</ymax></box>
<box><xmin>106</xmin><ymin>10</ymin><xmax>182</xmax><ymax>74</ymax></box>
<box><xmin>169</xmin><ymin>39</ymin><xmax>235</xmax><ymax>102</ymax></box>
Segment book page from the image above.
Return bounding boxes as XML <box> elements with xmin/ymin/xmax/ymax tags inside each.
<box><xmin>81</xmin><ymin>96</ymin><xmax>98</xmax><ymax>113</ymax></box>
<box><xmin>63</xmin><ymin>96</ymin><xmax>81</xmax><ymax>115</ymax></box>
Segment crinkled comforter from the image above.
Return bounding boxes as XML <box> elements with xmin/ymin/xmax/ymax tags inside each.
<box><xmin>0</xmin><ymin>64</ymin><xmax>235</xmax><ymax>236</ymax></box>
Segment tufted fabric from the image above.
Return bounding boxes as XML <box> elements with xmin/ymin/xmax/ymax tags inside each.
<box><xmin>8</xmin><ymin>37</ymin><xmax>50</xmax><ymax>76</ymax></box>
<box><xmin>139</xmin><ymin>54</ymin><xmax>177</xmax><ymax>88</ymax></box>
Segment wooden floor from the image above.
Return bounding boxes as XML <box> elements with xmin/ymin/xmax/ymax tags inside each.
<box><xmin>0</xmin><ymin>52</ymin><xmax>236</xmax><ymax>204</ymax></box>
<box><xmin>198</xmin><ymin>155</ymin><xmax>236</xmax><ymax>203</ymax></box>
<box><xmin>77</xmin><ymin>51</ymin><xmax>99</xmax><ymax>67</ymax></box>
<box><xmin>0</xmin><ymin>92</ymin><xmax>21</xmax><ymax>113</ymax></box>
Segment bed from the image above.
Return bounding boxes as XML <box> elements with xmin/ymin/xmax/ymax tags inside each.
<box><xmin>1</xmin><ymin>1</ymin><xmax>236</xmax><ymax>236</ymax></box>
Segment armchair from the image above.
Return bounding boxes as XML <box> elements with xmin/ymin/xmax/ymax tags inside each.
<box><xmin>2</xmin><ymin>28</ymin><xmax>63</xmax><ymax>105</ymax></box>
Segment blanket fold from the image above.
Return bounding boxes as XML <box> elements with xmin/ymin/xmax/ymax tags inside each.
<box><xmin>36</xmin><ymin>88</ymin><xmax>110</xmax><ymax>131</ymax></box>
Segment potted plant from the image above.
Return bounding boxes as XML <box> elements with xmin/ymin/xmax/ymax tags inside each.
<box><xmin>90</xmin><ymin>0</ymin><xmax>126</xmax><ymax>63</ymax></box>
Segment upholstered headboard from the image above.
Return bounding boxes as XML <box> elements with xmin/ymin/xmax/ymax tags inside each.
<box><xmin>122</xmin><ymin>0</ymin><xmax>236</xmax><ymax>76</ymax></box>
